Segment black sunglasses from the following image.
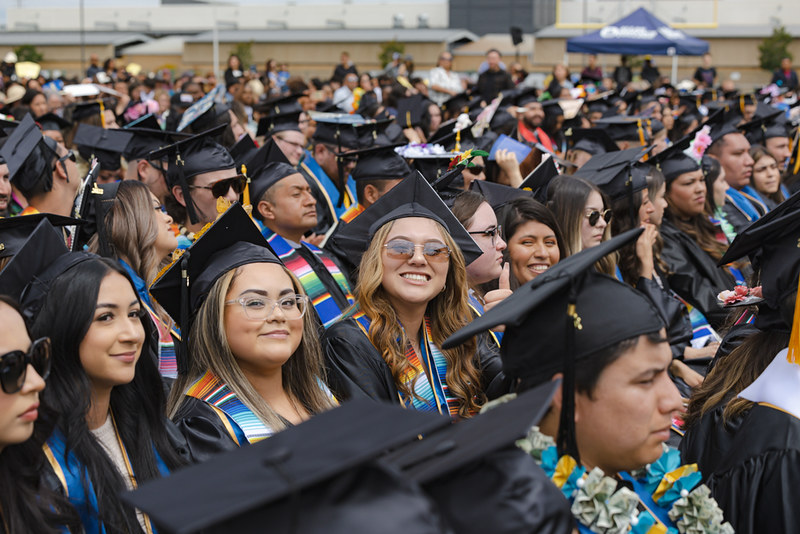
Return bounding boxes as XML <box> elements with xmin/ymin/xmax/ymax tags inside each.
<box><xmin>464</xmin><ymin>165</ymin><xmax>485</xmax><ymax>175</ymax></box>
<box><xmin>587</xmin><ymin>209</ymin><xmax>612</xmax><ymax>227</ymax></box>
<box><xmin>190</xmin><ymin>175</ymin><xmax>247</xmax><ymax>198</ymax></box>
<box><xmin>57</xmin><ymin>150</ymin><xmax>76</xmax><ymax>166</ymax></box>
<box><xmin>0</xmin><ymin>337</ymin><xmax>51</xmax><ymax>394</ymax></box>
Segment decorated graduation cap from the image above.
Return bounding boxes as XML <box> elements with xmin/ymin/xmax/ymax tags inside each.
<box><xmin>0</xmin><ymin>213</ymin><xmax>80</xmax><ymax>262</ymax></box>
<box><xmin>565</xmin><ymin>127</ymin><xmax>619</xmax><ymax>156</ymax></box>
<box><xmin>74</xmin><ymin>124</ymin><xmax>134</xmax><ymax>172</ymax></box>
<box><xmin>122</xmin><ymin>399</ymin><xmax>450</xmax><ymax>534</ymax></box>
<box><xmin>739</xmin><ymin>109</ymin><xmax>790</xmax><ymax>146</ymax></box>
<box><xmin>594</xmin><ymin>115</ymin><xmax>650</xmax><ymax>144</ymax></box>
<box><xmin>70</xmin><ymin>181</ymin><xmax>119</xmax><ymax>256</ymax></box>
<box><xmin>177</xmin><ymin>85</ymin><xmax>229</xmax><ymax>133</ymax></box>
<box><xmin>147</xmin><ymin>124</ymin><xmax>236</xmax><ymax>225</ymax></box>
<box><xmin>349</xmin><ymin>144</ymin><xmax>414</xmax><ymax>182</ymax></box>
<box><xmin>149</xmin><ymin>202</ymin><xmax>279</xmax><ymax>373</ymax></box>
<box><xmin>331</xmin><ymin>172</ymin><xmax>483</xmax><ymax>266</ymax></box>
<box><xmin>443</xmin><ymin>228</ymin><xmax>662</xmax><ymax>460</ymax></box>
<box><xmin>718</xmin><ymin>190</ymin><xmax>800</xmax><ymax>335</ymax></box>
<box><xmin>0</xmin><ymin>114</ymin><xmax>60</xmax><ymax>194</ymax></box>
<box><xmin>470</xmin><ymin>179</ymin><xmax>532</xmax><ymax>210</ymax></box>
<box><xmin>35</xmin><ymin>112</ymin><xmax>71</xmax><ymax>132</ymax></box>
<box><xmin>518</xmin><ymin>156</ymin><xmax>559</xmax><ymax>204</ymax></box>
<box><xmin>123</xmin><ymin>114</ymin><xmax>189</xmax><ymax>161</ymax></box>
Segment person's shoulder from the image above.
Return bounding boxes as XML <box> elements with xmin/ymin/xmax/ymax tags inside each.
<box><xmin>325</xmin><ymin>316</ymin><xmax>365</xmax><ymax>339</ymax></box>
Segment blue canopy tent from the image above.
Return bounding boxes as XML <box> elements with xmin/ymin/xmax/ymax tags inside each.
<box><xmin>566</xmin><ymin>7</ymin><xmax>709</xmax><ymax>83</ymax></box>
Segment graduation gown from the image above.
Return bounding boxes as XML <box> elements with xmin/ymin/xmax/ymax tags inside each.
<box><xmin>323</xmin><ymin>317</ymin><xmax>506</xmax><ymax>410</ymax></box>
<box><xmin>172</xmin><ymin>397</ymin><xmax>245</xmax><ymax>464</ymax></box>
<box><xmin>298</xmin><ymin>151</ymin><xmax>357</xmax><ymax>236</ymax></box>
<box><xmin>660</xmin><ymin>219</ymin><xmax>735</xmax><ymax>329</ymax></box>
<box><xmin>721</xmin><ymin>188</ymin><xmax>766</xmax><ymax>235</ymax></box>
<box><xmin>680</xmin><ymin>403</ymin><xmax>800</xmax><ymax>534</ymax></box>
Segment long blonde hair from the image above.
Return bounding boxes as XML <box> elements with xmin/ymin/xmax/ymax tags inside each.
<box><xmin>167</xmin><ymin>265</ymin><xmax>335</xmax><ymax>431</ymax></box>
<box><xmin>355</xmin><ymin>219</ymin><xmax>484</xmax><ymax>417</ymax></box>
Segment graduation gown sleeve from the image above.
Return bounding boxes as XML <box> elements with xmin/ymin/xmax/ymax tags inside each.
<box><xmin>322</xmin><ymin>318</ymin><xmax>401</xmax><ymax>404</ymax></box>
<box><xmin>171</xmin><ymin>396</ymin><xmax>242</xmax><ymax>464</ymax></box>
<box><xmin>635</xmin><ymin>276</ymin><xmax>692</xmax><ymax>360</ymax></box>
<box><xmin>475</xmin><ymin>332</ymin><xmax>512</xmax><ymax>400</ymax></box>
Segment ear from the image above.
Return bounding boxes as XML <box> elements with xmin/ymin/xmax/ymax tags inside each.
<box><xmin>257</xmin><ymin>199</ymin><xmax>276</xmax><ymax>222</ymax></box>
<box><xmin>550</xmin><ymin>372</ymin><xmax>564</xmax><ymax>414</ymax></box>
<box><xmin>53</xmin><ymin>159</ymin><xmax>68</xmax><ymax>182</ymax></box>
<box><xmin>363</xmin><ymin>183</ymin><xmax>380</xmax><ymax>205</ymax></box>
<box><xmin>172</xmin><ymin>184</ymin><xmax>186</xmax><ymax>207</ymax></box>
<box><xmin>136</xmin><ymin>158</ymin><xmax>151</xmax><ymax>179</ymax></box>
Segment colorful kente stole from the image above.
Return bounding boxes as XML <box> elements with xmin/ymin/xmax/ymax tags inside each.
<box><xmin>467</xmin><ymin>290</ymin><xmax>502</xmax><ymax>346</ymax></box>
<box><xmin>19</xmin><ymin>205</ymin><xmax>39</xmax><ymax>216</ymax></box>
<box><xmin>339</xmin><ymin>202</ymin><xmax>365</xmax><ymax>224</ymax></box>
<box><xmin>300</xmin><ymin>151</ymin><xmax>356</xmax><ymax>218</ymax></box>
<box><xmin>726</xmin><ymin>188</ymin><xmax>763</xmax><ymax>222</ymax></box>
<box><xmin>43</xmin><ymin>415</ymin><xmax>169</xmax><ymax>534</ymax></box>
<box><xmin>186</xmin><ymin>370</ymin><xmax>273</xmax><ymax>444</ymax></box>
<box><xmin>351</xmin><ymin>311</ymin><xmax>464</xmax><ymax>418</ymax></box>
<box><xmin>267</xmin><ymin>233</ymin><xmax>354</xmax><ymax>328</ymax></box>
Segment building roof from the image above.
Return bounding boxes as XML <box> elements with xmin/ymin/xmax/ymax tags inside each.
<box><xmin>121</xmin><ymin>36</ymin><xmax>186</xmax><ymax>56</ymax></box>
<box><xmin>0</xmin><ymin>31</ymin><xmax>151</xmax><ymax>48</ymax></box>
<box><xmin>185</xmin><ymin>28</ymin><xmax>477</xmax><ymax>44</ymax></box>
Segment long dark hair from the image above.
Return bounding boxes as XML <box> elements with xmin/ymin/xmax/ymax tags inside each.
<box><xmin>0</xmin><ymin>296</ymin><xmax>81</xmax><ymax>534</ymax></box>
<box><xmin>31</xmin><ymin>258</ymin><xmax>185</xmax><ymax>533</ymax></box>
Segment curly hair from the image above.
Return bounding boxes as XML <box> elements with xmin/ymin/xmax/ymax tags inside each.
<box><xmin>354</xmin><ymin>220</ymin><xmax>484</xmax><ymax>417</ymax></box>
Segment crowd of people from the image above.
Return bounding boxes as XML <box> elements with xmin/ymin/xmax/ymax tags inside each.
<box><xmin>0</xmin><ymin>43</ymin><xmax>799</xmax><ymax>533</ymax></box>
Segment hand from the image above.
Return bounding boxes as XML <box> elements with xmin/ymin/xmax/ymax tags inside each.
<box><xmin>670</xmin><ymin>360</ymin><xmax>704</xmax><ymax>389</ymax></box>
<box><xmin>495</xmin><ymin>149</ymin><xmax>524</xmax><ymax>187</ymax></box>
<box><xmin>403</xmin><ymin>128</ymin><xmax>423</xmax><ymax>144</ymax></box>
<box><xmin>684</xmin><ymin>342</ymin><xmax>719</xmax><ymax>360</ymax></box>
<box><xmin>636</xmin><ymin>223</ymin><xmax>657</xmax><ymax>279</ymax></box>
<box><xmin>484</xmin><ymin>263</ymin><xmax>513</xmax><ymax>332</ymax></box>
<box><xmin>304</xmin><ymin>233</ymin><xmax>325</xmax><ymax>247</ymax></box>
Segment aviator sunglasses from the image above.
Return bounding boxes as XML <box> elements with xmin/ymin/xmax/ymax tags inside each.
<box><xmin>383</xmin><ymin>239</ymin><xmax>451</xmax><ymax>262</ymax></box>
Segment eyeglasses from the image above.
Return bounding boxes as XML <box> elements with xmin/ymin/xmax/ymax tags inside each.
<box><xmin>0</xmin><ymin>337</ymin><xmax>51</xmax><ymax>395</ymax></box>
<box><xmin>383</xmin><ymin>239</ymin><xmax>451</xmax><ymax>262</ymax></box>
<box><xmin>468</xmin><ymin>225</ymin><xmax>502</xmax><ymax>247</ymax></box>
<box><xmin>275</xmin><ymin>136</ymin><xmax>306</xmax><ymax>150</ymax></box>
<box><xmin>189</xmin><ymin>175</ymin><xmax>247</xmax><ymax>198</ymax></box>
<box><xmin>464</xmin><ymin>165</ymin><xmax>485</xmax><ymax>175</ymax></box>
<box><xmin>225</xmin><ymin>294</ymin><xmax>309</xmax><ymax>321</ymax></box>
<box><xmin>586</xmin><ymin>209</ymin><xmax>613</xmax><ymax>227</ymax></box>
<box><xmin>57</xmin><ymin>150</ymin><xmax>76</xmax><ymax>166</ymax></box>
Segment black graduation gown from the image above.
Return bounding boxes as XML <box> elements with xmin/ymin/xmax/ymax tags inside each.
<box><xmin>323</xmin><ymin>318</ymin><xmax>507</xmax><ymax>406</ymax></box>
<box><xmin>659</xmin><ymin>219</ymin><xmax>734</xmax><ymax>329</ymax></box>
<box><xmin>297</xmin><ymin>164</ymin><xmax>336</xmax><ymax>236</ymax></box>
<box><xmin>680</xmin><ymin>403</ymin><xmax>800</xmax><ymax>534</ymax></box>
<box><xmin>172</xmin><ymin>397</ymin><xmax>242</xmax><ymax>464</ymax></box>
<box><xmin>323</xmin><ymin>222</ymin><xmax>360</xmax><ymax>282</ymax></box>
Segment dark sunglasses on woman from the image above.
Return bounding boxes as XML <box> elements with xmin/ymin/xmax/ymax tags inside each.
<box><xmin>464</xmin><ymin>165</ymin><xmax>486</xmax><ymax>175</ymax></box>
<box><xmin>0</xmin><ymin>337</ymin><xmax>51</xmax><ymax>394</ymax></box>
<box><xmin>587</xmin><ymin>209</ymin><xmax>612</xmax><ymax>227</ymax></box>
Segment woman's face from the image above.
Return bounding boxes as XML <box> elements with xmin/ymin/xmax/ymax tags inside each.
<box><xmin>465</xmin><ymin>202</ymin><xmax>506</xmax><ymax>285</ymax></box>
<box><xmin>507</xmin><ymin>220</ymin><xmax>560</xmax><ymax>284</ymax></box>
<box><xmin>79</xmin><ymin>272</ymin><xmax>145</xmax><ymax>392</ymax></box>
<box><xmin>649</xmin><ymin>183</ymin><xmax>668</xmax><ymax>226</ymax></box>
<box><xmin>151</xmin><ymin>192</ymin><xmax>178</xmax><ymax>259</ymax></box>
<box><xmin>224</xmin><ymin>263</ymin><xmax>304</xmax><ymax>374</ymax></box>
<box><xmin>30</xmin><ymin>93</ymin><xmax>48</xmax><ymax>117</ymax></box>
<box><xmin>461</xmin><ymin>156</ymin><xmax>486</xmax><ymax>190</ymax></box>
<box><xmin>580</xmin><ymin>190</ymin><xmax>608</xmax><ymax>249</ymax></box>
<box><xmin>661</xmin><ymin>106</ymin><xmax>674</xmax><ymax>131</ymax></box>
<box><xmin>229</xmin><ymin>56</ymin><xmax>241</xmax><ymax>70</ymax></box>
<box><xmin>638</xmin><ymin>191</ymin><xmax>656</xmax><ymax>224</ymax></box>
<box><xmin>667</xmin><ymin>170</ymin><xmax>707</xmax><ymax>218</ymax></box>
<box><xmin>752</xmin><ymin>154</ymin><xmax>781</xmax><ymax>195</ymax></box>
<box><xmin>427</xmin><ymin>103</ymin><xmax>442</xmax><ymax>134</ymax></box>
<box><xmin>380</xmin><ymin>217</ymin><xmax>450</xmax><ymax>307</ymax></box>
<box><xmin>712</xmin><ymin>167</ymin><xmax>729</xmax><ymax>209</ymax></box>
<box><xmin>360</xmin><ymin>74</ymin><xmax>372</xmax><ymax>91</ymax></box>
<box><xmin>0</xmin><ymin>303</ymin><xmax>46</xmax><ymax>451</ymax></box>
<box><xmin>228</xmin><ymin>110</ymin><xmax>247</xmax><ymax>142</ymax></box>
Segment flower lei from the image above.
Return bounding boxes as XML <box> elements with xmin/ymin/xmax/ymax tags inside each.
<box><xmin>684</xmin><ymin>125</ymin><xmax>712</xmax><ymax>164</ymax></box>
<box><xmin>482</xmin><ymin>395</ymin><xmax>734</xmax><ymax>534</ymax></box>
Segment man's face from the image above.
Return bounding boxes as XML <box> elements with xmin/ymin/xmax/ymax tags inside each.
<box><xmin>260</xmin><ymin>173</ymin><xmax>318</xmax><ymax>236</ymax></box>
<box><xmin>43</xmin><ymin>129</ymin><xmax>65</xmax><ymax>148</ymax></box>
<box><xmin>344</xmin><ymin>74</ymin><xmax>358</xmax><ymax>90</ymax></box>
<box><xmin>0</xmin><ymin>163</ymin><xmax>10</xmax><ymax>215</ymax></box>
<box><xmin>717</xmin><ymin>133</ymin><xmax>754</xmax><ymax>189</ymax></box>
<box><xmin>486</xmin><ymin>52</ymin><xmax>501</xmax><ymax>70</ymax></box>
<box><xmin>766</xmin><ymin>136</ymin><xmax>792</xmax><ymax>168</ymax></box>
<box><xmin>521</xmin><ymin>101</ymin><xmax>545</xmax><ymax>129</ymax></box>
<box><xmin>273</xmin><ymin>130</ymin><xmax>306</xmax><ymax>166</ymax></box>
<box><xmin>316</xmin><ymin>144</ymin><xmax>354</xmax><ymax>182</ymax></box>
<box><xmin>574</xmin><ymin>331</ymin><xmax>682</xmax><ymax>474</ymax></box>
<box><xmin>184</xmin><ymin>168</ymin><xmax>240</xmax><ymax>224</ymax></box>
<box><xmin>184</xmin><ymin>83</ymin><xmax>204</xmax><ymax>101</ymax></box>
<box><xmin>130</xmin><ymin>159</ymin><xmax>169</xmax><ymax>202</ymax></box>
<box><xmin>97</xmin><ymin>168</ymin><xmax>123</xmax><ymax>184</ymax></box>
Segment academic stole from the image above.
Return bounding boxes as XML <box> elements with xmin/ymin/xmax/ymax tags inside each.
<box><xmin>352</xmin><ymin>312</ymin><xmax>462</xmax><ymax>418</ymax></box>
<box><xmin>42</xmin><ymin>414</ymin><xmax>167</xmax><ymax>534</ymax></box>
<box><xmin>467</xmin><ymin>290</ymin><xmax>502</xmax><ymax>346</ymax></box>
<box><xmin>268</xmin><ymin>234</ymin><xmax>354</xmax><ymax>328</ymax></box>
<box><xmin>185</xmin><ymin>370</ymin><xmax>274</xmax><ymax>443</ymax></box>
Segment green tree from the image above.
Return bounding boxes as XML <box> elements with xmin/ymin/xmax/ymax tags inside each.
<box><xmin>378</xmin><ymin>40</ymin><xmax>405</xmax><ymax>68</ymax></box>
<box><xmin>759</xmin><ymin>25</ymin><xmax>793</xmax><ymax>72</ymax></box>
<box><xmin>13</xmin><ymin>45</ymin><xmax>43</xmax><ymax>63</ymax></box>
<box><xmin>230</xmin><ymin>41</ymin><xmax>253</xmax><ymax>70</ymax></box>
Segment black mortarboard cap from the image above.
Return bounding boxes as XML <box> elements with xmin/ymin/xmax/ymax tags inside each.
<box><xmin>68</xmin><ymin>100</ymin><xmax>105</xmax><ymax>122</ymax></box>
<box><xmin>513</xmin><ymin>87</ymin><xmax>539</xmax><ymax>107</ymax></box>
<box><xmin>395</xmin><ymin>95</ymin><xmax>429</xmax><ymax>129</ymax></box>
<box><xmin>574</xmin><ymin>145</ymin><xmax>650</xmax><ymax>201</ymax></box>
<box><xmin>242</xmin><ymin>137</ymin><xmax>291</xmax><ymax>177</ymax></box>
<box><xmin>470</xmin><ymin>180</ymin><xmax>532</xmax><ymax>210</ymax></box>
<box><xmin>0</xmin><ymin>114</ymin><xmax>59</xmax><ymax>193</ymax></box>
<box><xmin>566</xmin><ymin>127</ymin><xmax>619</xmax><ymax>156</ymax></box>
<box><xmin>442</xmin><ymin>228</ymin><xmax>662</xmax><ymax>460</ymax></box>
<box><xmin>147</xmin><ymin>124</ymin><xmax>235</xmax><ymax>224</ymax></box>
<box><xmin>70</xmin><ymin>181</ymin><xmax>120</xmax><ymax>256</ymax></box>
<box><xmin>227</xmin><ymin>134</ymin><xmax>258</xmax><ymax>170</ymax></box>
<box><xmin>706</xmin><ymin>108</ymin><xmax>743</xmax><ymax>146</ymax></box>
<box><xmin>403</xmin><ymin>152</ymin><xmax>457</xmax><ymax>182</ymax></box>
<box><xmin>648</xmin><ymin>132</ymin><xmax>700</xmax><ymax>183</ymax></box>
<box><xmin>122</xmin><ymin>399</ymin><xmax>450</xmax><ymax>534</ymax></box>
<box><xmin>541</xmin><ymin>99</ymin><xmax>564</xmax><ymax>117</ymax></box>
<box><xmin>311</xmin><ymin>116</ymin><xmax>365</xmax><ymax>149</ymax></box>
<box><xmin>739</xmin><ymin>109</ymin><xmax>790</xmax><ymax>146</ymax></box>
<box><xmin>256</xmin><ymin>109</ymin><xmax>303</xmax><ymax>138</ymax></box>
<box><xmin>518</xmin><ymin>157</ymin><xmax>559</xmax><ymax>204</ymax></box>
<box><xmin>586</xmin><ymin>97</ymin><xmax>612</xmax><ymax>115</ymax></box>
<box><xmin>254</xmin><ymin>93</ymin><xmax>303</xmax><ymax>116</ymax></box>
<box><xmin>123</xmin><ymin>115</ymin><xmax>189</xmax><ymax>161</ymax></box>
<box><xmin>594</xmin><ymin>115</ymin><xmax>649</xmax><ymax>143</ymax></box>
<box><xmin>149</xmin><ymin>203</ymin><xmax>279</xmax><ymax>373</ymax></box>
<box><xmin>331</xmin><ymin>173</ymin><xmax>483</xmax><ymax>265</ymax></box>
<box><xmin>0</xmin><ymin>213</ymin><xmax>79</xmax><ymax>261</ymax></box>
<box><xmin>74</xmin><ymin>124</ymin><xmax>134</xmax><ymax>172</ymax></box>
<box><xmin>441</xmin><ymin>92</ymin><xmax>482</xmax><ymax>116</ymax></box>
<box><xmin>250</xmin><ymin>162</ymin><xmax>301</xmax><ymax>204</ymax></box>
<box><xmin>35</xmin><ymin>112</ymin><xmax>71</xmax><ymax>132</ymax></box>
<box><xmin>0</xmin><ymin>218</ymin><xmax>70</xmax><ymax>299</ymax></box>
<box><xmin>350</xmin><ymin>144</ymin><xmax>413</xmax><ymax>182</ymax></box>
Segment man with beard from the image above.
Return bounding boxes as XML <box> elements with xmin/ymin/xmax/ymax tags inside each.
<box><xmin>512</xmin><ymin>87</ymin><xmax>555</xmax><ymax>152</ymax></box>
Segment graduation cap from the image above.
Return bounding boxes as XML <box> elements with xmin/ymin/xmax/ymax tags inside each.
<box><xmin>170</xmin><ymin>92</ymin><xmax>195</xmax><ymax>109</ymax></box>
<box><xmin>0</xmin><ymin>114</ymin><xmax>59</xmax><ymax>194</ymax></box>
<box><xmin>254</xmin><ymin>93</ymin><xmax>303</xmax><ymax>116</ymax></box>
<box><xmin>35</xmin><ymin>112</ymin><xmax>71</xmax><ymax>132</ymax></box>
<box><xmin>541</xmin><ymin>99</ymin><xmax>564</xmax><ymax>117</ymax></box>
<box><xmin>123</xmin><ymin>114</ymin><xmax>190</xmax><ymax>161</ymax></box>
<box><xmin>441</xmin><ymin>92</ymin><xmax>482</xmax><ymax>116</ymax></box>
<box><xmin>739</xmin><ymin>109</ymin><xmax>790</xmax><ymax>146</ymax></box>
<box><xmin>594</xmin><ymin>115</ymin><xmax>650</xmax><ymax>144</ymax></box>
<box><xmin>70</xmin><ymin>181</ymin><xmax>119</xmax><ymax>256</ymax></box>
<box><xmin>255</xmin><ymin>109</ymin><xmax>303</xmax><ymax>138</ymax></box>
<box><xmin>149</xmin><ymin>203</ymin><xmax>278</xmax><ymax>373</ymax></box>
<box><xmin>0</xmin><ymin>213</ymin><xmax>79</xmax><ymax>262</ymax></box>
<box><xmin>585</xmin><ymin>96</ymin><xmax>613</xmax><ymax>115</ymax></box>
<box><xmin>518</xmin><ymin>156</ymin><xmax>559</xmax><ymax>204</ymax></box>
<box><xmin>122</xmin><ymin>399</ymin><xmax>450</xmax><ymax>534</ymax></box>
<box><xmin>470</xmin><ymin>180</ymin><xmax>532</xmax><ymax>210</ymax></box>
<box><xmin>227</xmin><ymin>134</ymin><xmax>258</xmax><ymax>170</ymax></box>
<box><xmin>330</xmin><ymin>172</ymin><xmax>483</xmax><ymax>266</ymax></box>
<box><xmin>565</xmin><ymin>127</ymin><xmax>619</xmax><ymax>156</ymax></box>
<box><xmin>74</xmin><ymin>124</ymin><xmax>134</xmax><ymax>172</ymax></box>
<box><xmin>241</xmin><ymin>138</ymin><xmax>290</xmax><ymax>177</ymax></box>
<box><xmin>147</xmin><ymin>124</ymin><xmax>236</xmax><ymax>225</ymax></box>
<box><xmin>718</xmin><ymin>190</ymin><xmax>800</xmax><ymax>334</ymax></box>
<box><xmin>349</xmin><ymin>144</ymin><xmax>414</xmax><ymax>183</ymax></box>
<box><xmin>512</xmin><ymin>87</ymin><xmax>539</xmax><ymax>108</ymax></box>
<box><xmin>648</xmin><ymin>131</ymin><xmax>700</xmax><ymax>183</ymax></box>
<box><xmin>574</xmin><ymin>145</ymin><xmax>650</xmax><ymax>204</ymax></box>
<box><xmin>177</xmin><ymin>85</ymin><xmax>229</xmax><ymax>133</ymax></box>
<box><xmin>402</xmin><ymin>152</ymin><xmax>458</xmax><ymax>183</ymax></box>
<box><xmin>706</xmin><ymin>108</ymin><xmax>743</xmax><ymax>147</ymax></box>
<box><xmin>249</xmin><ymin>162</ymin><xmax>302</xmax><ymax>205</ymax></box>
<box><xmin>442</xmin><ymin>227</ymin><xmax>662</xmax><ymax>460</ymax></box>
<box><xmin>395</xmin><ymin>95</ymin><xmax>430</xmax><ymax>129</ymax></box>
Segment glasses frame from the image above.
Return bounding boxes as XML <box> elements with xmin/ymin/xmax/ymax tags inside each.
<box><xmin>383</xmin><ymin>239</ymin><xmax>451</xmax><ymax>262</ymax></box>
<box><xmin>225</xmin><ymin>294</ymin><xmax>309</xmax><ymax>321</ymax></box>
<box><xmin>56</xmin><ymin>149</ymin><xmax>76</xmax><ymax>168</ymax></box>
<box><xmin>587</xmin><ymin>209</ymin><xmax>612</xmax><ymax>227</ymax></box>
<box><xmin>468</xmin><ymin>225</ymin><xmax>502</xmax><ymax>247</ymax></box>
<box><xmin>0</xmin><ymin>337</ymin><xmax>51</xmax><ymax>395</ymax></box>
<box><xmin>464</xmin><ymin>164</ymin><xmax>486</xmax><ymax>175</ymax></box>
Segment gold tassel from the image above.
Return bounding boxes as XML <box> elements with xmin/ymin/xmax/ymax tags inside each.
<box><xmin>787</xmin><ymin>271</ymin><xmax>800</xmax><ymax>364</ymax></box>
<box><xmin>455</xmin><ymin>129</ymin><xmax>461</xmax><ymax>152</ymax></box>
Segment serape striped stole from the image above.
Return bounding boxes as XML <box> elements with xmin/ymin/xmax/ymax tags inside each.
<box><xmin>352</xmin><ymin>312</ymin><xmax>463</xmax><ymax>418</ymax></box>
<box><xmin>339</xmin><ymin>203</ymin><xmax>365</xmax><ymax>224</ymax></box>
<box><xmin>186</xmin><ymin>371</ymin><xmax>274</xmax><ymax>444</ymax></box>
<box><xmin>267</xmin><ymin>234</ymin><xmax>354</xmax><ymax>328</ymax></box>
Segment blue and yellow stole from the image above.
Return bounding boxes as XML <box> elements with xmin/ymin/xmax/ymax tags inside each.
<box><xmin>267</xmin><ymin>234</ymin><xmax>355</xmax><ymax>328</ymax></box>
<box><xmin>726</xmin><ymin>188</ymin><xmax>765</xmax><ymax>222</ymax></box>
<box><xmin>467</xmin><ymin>290</ymin><xmax>502</xmax><ymax>346</ymax></box>
<box><xmin>299</xmin><ymin>150</ymin><xmax>357</xmax><ymax>218</ymax></box>
<box><xmin>42</xmin><ymin>415</ymin><xmax>169</xmax><ymax>534</ymax></box>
